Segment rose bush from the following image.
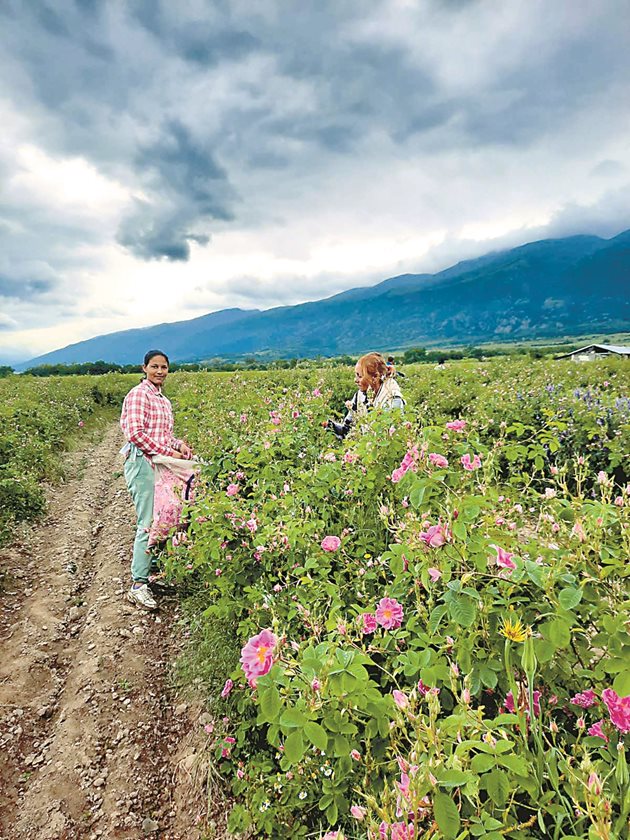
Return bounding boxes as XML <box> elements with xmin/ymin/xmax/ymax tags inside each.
<box><xmin>160</xmin><ymin>358</ymin><xmax>629</xmax><ymax>839</ymax></box>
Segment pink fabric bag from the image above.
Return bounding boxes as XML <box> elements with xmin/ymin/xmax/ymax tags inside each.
<box><xmin>148</xmin><ymin>456</ymin><xmax>199</xmax><ymax>547</ymax></box>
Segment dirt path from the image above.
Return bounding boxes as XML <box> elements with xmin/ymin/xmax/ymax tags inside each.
<box><xmin>0</xmin><ymin>423</ymin><xmax>213</xmax><ymax>840</ymax></box>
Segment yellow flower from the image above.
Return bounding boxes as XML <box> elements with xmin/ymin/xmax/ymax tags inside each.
<box><xmin>499</xmin><ymin>616</ymin><xmax>529</xmax><ymax>643</ymax></box>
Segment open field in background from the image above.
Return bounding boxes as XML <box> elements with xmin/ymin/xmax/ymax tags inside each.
<box><xmin>1</xmin><ymin>358</ymin><xmax>629</xmax><ymax>838</ymax></box>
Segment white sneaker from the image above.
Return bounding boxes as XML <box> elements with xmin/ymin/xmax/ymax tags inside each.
<box><xmin>127</xmin><ymin>583</ymin><xmax>157</xmax><ymax>610</ymax></box>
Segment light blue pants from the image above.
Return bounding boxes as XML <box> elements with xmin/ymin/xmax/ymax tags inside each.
<box><xmin>124</xmin><ymin>445</ymin><xmax>155</xmax><ymax>583</ymax></box>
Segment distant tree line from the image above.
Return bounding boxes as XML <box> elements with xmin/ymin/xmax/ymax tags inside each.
<box><xmin>8</xmin><ymin>340</ymin><xmax>595</xmax><ymax>378</ymax></box>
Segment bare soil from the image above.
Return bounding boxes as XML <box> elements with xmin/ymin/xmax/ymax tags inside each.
<box><xmin>0</xmin><ymin>423</ymin><xmax>218</xmax><ymax>840</ymax></box>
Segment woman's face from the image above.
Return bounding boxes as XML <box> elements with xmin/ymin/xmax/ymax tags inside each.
<box><xmin>143</xmin><ymin>355</ymin><xmax>169</xmax><ymax>387</ymax></box>
<box><xmin>355</xmin><ymin>362</ymin><xmax>369</xmax><ymax>392</ymax></box>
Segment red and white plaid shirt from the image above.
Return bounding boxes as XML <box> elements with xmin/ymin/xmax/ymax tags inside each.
<box><xmin>120</xmin><ymin>379</ymin><xmax>183</xmax><ymax>459</ymax></box>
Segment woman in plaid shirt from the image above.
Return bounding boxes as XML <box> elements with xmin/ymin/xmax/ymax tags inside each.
<box><xmin>120</xmin><ymin>350</ymin><xmax>191</xmax><ymax>609</ymax></box>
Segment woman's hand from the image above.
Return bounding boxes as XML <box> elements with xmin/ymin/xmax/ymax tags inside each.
<box><xmin>170</xmin><ymin>449</ymin><xmax>184</xmax><ymax>459</ymax></box>
<box><xmin>179</xmin><ymin>442</ymin><xmax>193</xmax><ymax>459</ymax></box>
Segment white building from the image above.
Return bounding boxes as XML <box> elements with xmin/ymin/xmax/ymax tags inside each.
<box><xmin>558</xmin><ymin>344</ymin><xmax>630</xmax><ymax>362</ymax></box>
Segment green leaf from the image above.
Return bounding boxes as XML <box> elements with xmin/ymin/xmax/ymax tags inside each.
<box><xmin>433</xmin><ymin>792</ymin><xmax>460</xmax><ymax>839</ymax></box>
<box><xmin>447</xmin><ymin>594</ymin><xmax>476</xmax><ymax>627</ymax></box>
<box><xmin>438</xmin><ymin>769</ymin><xmax>471</xmax><ymax>787</ymax></box>
<box><xmin>558</xmin><ymin>587</ymin><xmax>582</xmax><ymax>611</ymax></box>
<box><xmin>279</xmin><ymin>707</ymin><xmax>307</xmax><ymax>728</ymax></box>
<box><xmin>543</xmin><ymin>618</ymin><xmax>571</xmax><ymax>649</ymax></box>
<box><xmin>259</xmin><ymin>686</ymin><xmax>281</xmax><ymax>722</ymax></box>
<box><xmin>284</xmin><ymin>730</ymin><xmax>305</xmax><ymax>764</ymax></box>
<box><xmin>485</xmin><ymin>769</ymin><xmax>510</xmax><ymax>806</ymax></box>
<box><xmin>471</xmin><ymin>753</ymin><xmax>496</xmax><ymax>773</ymax></box>
<box><xmin>613</xmin><ymin>670</ymin><xmax>630</xmax><ymax>696</ymax></box>
<box><xmin>303</xmin><ymin>721</ymin><xmax>328</xmax><ymax>752</ymax></box>
<box><xmin>452</xmin><ymin>520</ymin><xmax>467</xmax><ymax>541</ymax></box>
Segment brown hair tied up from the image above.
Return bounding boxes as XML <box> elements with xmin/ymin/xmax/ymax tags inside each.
<box><xmin>356</xmin><ymin>352</ymin><xmax>389</xmax><ymax>393</ymax></box>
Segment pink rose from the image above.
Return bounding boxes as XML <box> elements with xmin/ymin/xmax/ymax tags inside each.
<box><xmin>226</xmin><ymin>483</ymin><xmax>239</xmax><ymax>496</ymax></box>
<box><xmin>419</xmin><ymin>523</ymin><xmax>448</xmax><ymax>548</ymax></box>
<box><xmin>312</xmin><ymin>388</ymin><xmax>322</xmax><ymax>397</ymax></box>
<box><xmin>491</xmin><ymin>544</ymin><xmax>516</xmax><ymax>571</ymax></box>
<box><xmin>375</xmin><ymin>597</ymin><xmax>404</xmax><ymax>630</ymax></box>
<box><xmin>570</xmin><ymin>690</ymin><xmax>598</xmax><ymax>708</ymax></box>
<box><xmin>461</xmin><ymin>453</ymin><xmax>481</xmax><ymax>471</ymax></box>
<box><xmin>350</xmin><ymin>805</ymin><xmax>367</xmax><ymax>821</ymax></box>
<box><xmin>428</xmin><ymin>453</ymin><xmax>449</xmax><ymax>468</ymax></box>
<box><xmin>360</xmin><ymin>613</ymin><xmax>378</xmax><ymax>634</ymax></box>
<box><xmin>240</xmin><ymin>629</ymin><xmax>278</xmax><ymax>687</ymax></box>
<box><xmin>321</xmin><ymin>535</ymin><xmax>341</xmax><ymax>552</ymax></box>
<box><xmin>588</xmin><ymin>719</ymin><xmax>608</xmax><ymax>742</ymax></box>
<box><xmin>350</xmin><ymin>749</ymin><xmax>361</xmax><ymax>761</ymax></box>
<box><xmin>221</xmin><ymin>679</ymin><xmax>234</xmax><ymax>698</ymax></box>
<box><xmin>393</xmin><ymin>690</ymin><xmax>409</xmax><ymax>710</ymax></box>
<box><xmin>504</xmin><ymin>689</ymin><xmax>541</xmax><ymax>717</ymax></box>
<box><xmin>427</xmin><ymin>567</ymin><xmax>441</xmax><ymax>582</ymax></box>
<box><xmin>446</xmin><ymin>419</ymin><xmax>466</xmax><ymax>431</ymax></box>
<box><xmin>602</xmin><ymin>688</ymin><xmax>630</xmax><ymax>734</ymax></box>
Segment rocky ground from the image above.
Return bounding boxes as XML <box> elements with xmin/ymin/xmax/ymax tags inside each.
<box><xmin>0</xmin><ymin>423</ymin><xmax>225</xmax><ymax>839</ymax></box>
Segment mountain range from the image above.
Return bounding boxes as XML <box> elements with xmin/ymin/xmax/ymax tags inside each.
<box><xmin>21</xmin><ymin>229</ymin><xmax>630</xmax><ymax>368</ymax></box>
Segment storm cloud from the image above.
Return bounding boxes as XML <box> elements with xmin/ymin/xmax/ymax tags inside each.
<box><xmin>0</xmin><ymin>0</ymin><xmax>629</xmax><ymax>360</ymax></box>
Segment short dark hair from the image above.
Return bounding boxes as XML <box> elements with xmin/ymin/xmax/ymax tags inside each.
<box><xmin>143</xmin><ymin>349</ymin><xmax>170</xmax><ymax>366</ymax></box>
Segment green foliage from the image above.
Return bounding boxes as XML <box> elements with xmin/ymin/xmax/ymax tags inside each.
<box><xmin>0</xmin><ymin>373</ymin><xmax>135</xmax><ymax>543</ymax></box>
<box><xmin>157</xmin><ymin>357</ymin><xmax>630</xmax><ymax>838</ymax></box>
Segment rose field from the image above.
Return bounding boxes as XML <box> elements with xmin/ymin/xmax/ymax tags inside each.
<box><xmin>2</xmin><ymin>356</ymin><xmax>630</xmax><ymax>839</ymax></box>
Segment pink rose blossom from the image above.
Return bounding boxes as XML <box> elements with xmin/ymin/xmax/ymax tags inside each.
<box><xmin>311</xmin><ymin>678</ymin><xmax>321</xmax><ymax>692</ymax></box>
<box><xmin>491</xmin><ymin>544</ymin><xmax>517</xmax><ymax>571</ymax></box>
<box><xmin>391</xmin><ymin>467</ymin><xmax>406</xmax><ymax>483</ymax></box>
<box><xmin>587</xmin><ymin>772</ymin><xmax>602</xmax><ymax>794</ymax></box>
<box><xmin>570</xmin><ymin>690</ymin><xmax>598</xmax><ymax>708</ymax></box>
<box><xmin>602</xmin><ymin>688</ymin><xmax>630</xmax><ymax>733</ymax></box>
<box><xmin>419</xmin><ymin>523</ymin><xmax>448</xmax><ymax>548</ymax></box>
<box><xmin>427</xmin><ymin>567</ymin><xmax>441</xmax><ymax>582</ymax></box>
<box><xmin>240</xmin><ymin>629</ymin><xmax>278</xmax><ymax>687</ymax></box>
<box><xmin>360</xmin><ymin>613</ymin><xmax>378</xmax><ymax>634</ymax></box>
<box><xmin>504</xmin><ymin>689</ymin><xmax>541</xmax><ymax>717</ymax></box>
<box><xmin>343</xmin><ymin>452</ymin><xmax>357</xmax><ymax>463</ymax></box>
<box><xmin>446</xmin><ymin>419</ymin><xmax>466</xmax><ymax>431</ymax></box>
<box><xmin>393</xmin><ymin>690</ymin><xmax>409</xmax><ymax>710</ymax></box>
<box><xmin>376</xmin><ymin>597</ymin><xmax>404</xmax><ymax>630</ymax></box>
<box><xmin>312</xmin><ymin>388</ymin><xmax>322</xmax><ymax>397</ymax></box>
<box><xmin>588</xmin><ymin>719</ymin><xmax>608</xmax><ymax>742</ymax></box>
<box><xmin>226</xmin><ymin>483</ymin><xmax>239</xmax><ymax>496</ymax></box>
<box><xmin>379</xmin><ymin>823</ymin><xmax>389</xmax><ymax>840</ymax></box>
<box><xmin>350</xmin><ymin>749</ymin><xmax>361</xmax><ymax>761</ymax></box>
<box><xmin>428</xmin><ymin>453</ymin><xmax>449</xmax><ymax>468</ymax></box>
<box><xmin>321</xmin><ymin>535</ymin><xmax>341</xmax><ymax>552</ymax></box>
<box><xmin>221</xmin><ymin>679</ymin><xmax>234</xmax><ymax>698</ymax></box>
<box><xmin>391</xmin><ymin>823</ymin><xmax>415</xmax><ymax>840</ymax></box>
<box><xmin>245</xmin><ymin>518</ymin><xmax>257</xmax><ymax>533</ymax></box>
<box><xmin>78</xmin><ymin>420</ymin><xmax>85</xmax><ymax>427</ymax></box>
<box><xmin>461</xmin><ymin>453</ymin><xmax>481</xmax><ymax>471</ymax></box>
<box><xmin>350</xmin><ymin>805</ymin><xmax>367</xmax><ymax>821</ymax></box>
<box><xmin>322</xmin><ymin>832</ymin><xmax>344</xmax><ymax>840</ymax></box>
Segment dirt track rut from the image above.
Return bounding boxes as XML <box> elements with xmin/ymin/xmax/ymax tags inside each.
<box><xmin>0</xmin><ymin>423</ymin><xmax>211</xmax><ymax>839</ymax></box>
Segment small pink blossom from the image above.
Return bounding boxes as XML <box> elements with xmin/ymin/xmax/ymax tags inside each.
<box><xmin>375</xmin><ymin>597</ymin><xmax>404</xmax><ymax>630</ymax></box>
<box><xmin>428</xmin><ymin>452</ymin><xmax>449</xmax><ymax>468</ymax></box>
<box><xmin>505</xmin><ymin>690</ymin><xmax>541</xmax><ymax>716</ymax></box>
<box><xmin>240</xmin><ymin>629</ymin><xmax>278</xmax><ymax>687</ymax></box>
<box><xmin>417</xmin><ymin>679</ymin><xmax>429</xmax><ymax>697</ymax></box>
<box><xmin>245</xmin><ymin>518</ymin><xmax>257</xmax><ymax>533</ymax></box>
<box><xmin>587</xmin><ymin>772</ymin><xmax>602</xmax><ymax>795</ymax></box>
<box><xmin>588</xmin><ymin>719</ymin><xmax>608</xmax><ymax>742</ymax></box>
<box><xmin>311</xmin><ymin>678</ymin><xmax>321</xmax><ymax>692</ymax></box>
<box><xmin>427</xmin><ymin>567</ymin><xmax>441</xmax><ymax>582</ymax></box>
<box><xmin>602</xmin><ymin>688</ymin><xmax>630</xmax><ymax>733</ymax></box>
<box><xmin>393</xmin><ymin>690</ymin><xmax>409</xmax><ymax>710</ymax></box>
<box><xmin>215</xmin><ymin>568</ymin><xmax>222</xmax><ymax>576</ymax></box>
<box><xmin>221</xmin><ymin>679</ymin><xmax>234</xmax><ymax>698</ymax></box>
<box><xmin>391</xmin><ymin>467</ymin><xmax>406</xmax><ymax>483</ymax></box>
<box><xmin>226</xmin><ymin>483</ymin><xmax>239</xmax><ymax>496</ymax></box>
<box><xmin>78</xmin><ymin>420</ymin><xmax>85</xmax><ymax>427</ymax></box>
<box><xmin>419</xmin><ymin>523</ymin><xmax>448</xmax><ymax>548</ymax></box>
<box><xmin>322</xmin><ymin>832</ymin><xmax>344</xmax><ymax>840</ymax></box>
<box><xmin>350</xmin><ymin>805</ymin><xmax>367</xmax><ymax>821</ymax></box>
<box><xmin>360</xmin><ymin>613</ymin><xmax>378</xmax><ymax>634</ymax></box>
<box><xmin>312</xmin><ymin>388</ymin><xmax>322</xmax><ymax>397</ymax></box>
<box><xmin>350</xmin><ymin>749</ymin><xmax>361</xmax><ymax>761</ymax></box>
<box><xmin>446</xmin><ymin>419</ymin><xmax>466</xmax><ymax>431</ymax></box>
<box><xmin>615</xmin><ymin>496</ymin><xmax>624</xmax><ymax>506</ymax></box>
<box><xmin>461</xmin><ymin>453</ymin><xmax>481</xmax><ymax>471</ymax></box>
<box><xmin>343</xmin><ymin>451</ymin><xmax>357</xmax><ymax>463</ymax></box>
<box><xmin>491</xmin><ymin>544</ymin><xmax>517</xmax><ymax>571</ymax></box>
<box><xmin>321</xmin><ymin>535</ymin><xmax>341</xmax><ymax>552</ymax></box>
<box><xmin>570</xmin><ymin>690</ymin><xmax>598</xmax><ymax>708</ymax></box>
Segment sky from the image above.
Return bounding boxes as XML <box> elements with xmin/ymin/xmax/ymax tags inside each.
<box><xmin>1</xmin><ymin>0</ymin><xmax>629</xmax><ymax>363</ymax></box>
